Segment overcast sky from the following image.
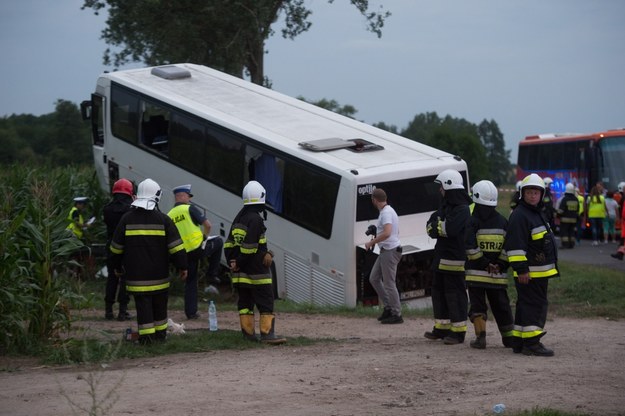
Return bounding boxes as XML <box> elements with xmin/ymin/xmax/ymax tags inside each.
<box><xmin>1</xmin><ymin>0</ymin><xmax>624</xmax><ymax>161</ymax></box>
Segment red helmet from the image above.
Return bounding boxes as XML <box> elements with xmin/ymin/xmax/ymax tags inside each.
<box><xmin>112</xmin><ymin>178</ymin><xmax>134</xmax><ymax>196</ymax></box>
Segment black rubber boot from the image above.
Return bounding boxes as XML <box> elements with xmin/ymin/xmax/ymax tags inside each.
<box><xmin>522</xmin><ymin>342</ymin><xmax>554</xmax><ymax>357</ymax></box>
<box><xmin>105</xmin><ymin>303</ymin><xmax>114</xmax><ymax>320</ymax></box>
<box><xmin>611</xmin><ymin>252</ymin><xmax>623</xmax><ymax>260</ymax></box>
<box><xmin>443</xmin><ymin>332</ymin><xmax>465</xmax><ymax>345</ymax></box>
<box><xmin>502</xmin><ymin>336</ymin><xmax>515</xmax><ymax>348</ymax></box>
<box><xmin>470</xmin><ymin>332</ymin><xmax>486</xmax><ymax>349</ymax></box>
<box><xmin>424</xmin><ymin>327</ymin><xmax>450</xmax><ymax>340</ymax></box>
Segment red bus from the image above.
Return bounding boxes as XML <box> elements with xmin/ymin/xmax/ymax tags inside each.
<box><xmin>517</xmin><ymin>129</ymin><xmax>625</xmax><ymax>199</ymax></box>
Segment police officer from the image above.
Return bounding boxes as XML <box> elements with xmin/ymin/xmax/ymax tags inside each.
<box><xmin>465</xmin><ymin>180</ymin><xmax>514</xmax><ymax>349</ymax></box>
<box><xmin>424</xmin><ymin>169</ymin><xmax>472</xmax><ymax>345</ymax></box>
<box><xmin>103</xmin><ymin>178</ymin><xmax>134</xmax><ymax>321</ymax></box>
<box><xmin>110</xmin><ymin>178</ymin><xmax>188</xmax><ymax>345</ymax></box>
<box><xmin>67</xmin><ymin>196</ymin><xmax>91</xmax><ymax>240</ymax></box>
<box><xmin>505</xmin><ymin>173</ymin><xmax>558</xmax><ymax>356</ymax></box>
<box><xmin>167</xmin><ymin>184</ymin><xmax>223</xmax><ymax>319</ymax></box>
<box><xmin>224</xmin><ymin>180</ymin><xmax>286</xmax><ymax>344</ymax></box>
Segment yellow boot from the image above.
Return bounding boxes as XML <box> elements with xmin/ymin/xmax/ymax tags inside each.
<box><xmin>259</xmin><ymin>313</ymin><xmax>287</xmax><ymax>345</ymax></box>
<box><xmin>239</xmin><ymin>313</ymin><xmax>258</xmax><ymax>342</ymax></box>
<box><xmin>470</xmin><ymin>316</ymin><xmax>486</xmax><ymax>349</ymax></box>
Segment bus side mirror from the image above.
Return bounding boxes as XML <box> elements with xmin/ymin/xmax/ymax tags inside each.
<box><xmin>80</xmin><ymin>100</ymin><xmax>92</xmax><ymax>120</ymax></box>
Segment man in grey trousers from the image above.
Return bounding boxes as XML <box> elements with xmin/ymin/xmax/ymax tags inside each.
<box><xmin>365</xmin><ymin>188</ymin><xmax>403</xmax><ymax>324</ymax></box>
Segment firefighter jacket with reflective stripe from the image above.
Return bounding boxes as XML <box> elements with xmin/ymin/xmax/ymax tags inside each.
<box><xmin>465</xmin><ymin>206</ymin><xmax>509</xmax><ymax>288</ymax></box>
<box><xmin>66</xmin><ymin>206</ymin><xmax>84</xmax><ymax>239</ymax></box>
<box><xmin>224</xmin><ymin>206</ymin><xmax>272</xmax><ymax>287</ymax></box>
<box><xmin>427</xmin><ymin>200</ymin><xmax>470</xmax><ymax>275</ymax></box>
<box><xmin>504</xmin><ymin>200</ymin><xmax>559</xmax><ymax>280</ymax></box>
<box><xmin>168</xmin><ymin>204</ymin><xmax>203</xmax><ymax>252</ymax></box>
<box><xmin>109</xmin><ymin>208</ymin><xmax>187</xmax><ymax>293</ymax></box>
<box><xmin>542</xmin><ymin>188</ymin><xmax>555</xmax><ymax>221</ymax></box>
<box><xmin>556</xmin><ymin>194</ymin><xmax>579</xmax><ymax>224</ymax></box>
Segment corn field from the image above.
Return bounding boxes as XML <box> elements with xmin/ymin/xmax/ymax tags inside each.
<box><xmin>0</xmin><ymin>165</ymin><xmax>107</xmax><ymax>353</ymax></box>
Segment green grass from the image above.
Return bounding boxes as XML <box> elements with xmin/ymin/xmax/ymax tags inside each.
<box><xmin>548</xmin><ymin>262</ymin><xmax>625</xmax><ymax>318</ymax></box>
<box><xmin>17</xmin><ymin>257</ymin><xmax>623</xmax><ymax>368</ymax></box>
<box><xmin>41</xmin><ymin>328</ymin><xmax>322</xmax><ymax>365</ymax></box>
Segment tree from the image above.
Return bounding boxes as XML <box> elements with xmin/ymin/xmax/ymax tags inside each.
<box><xmin>48</xmin><ymin>100</ymin><xmax>92</xmax><ymax>166</ymax></box>
<box><xmin>0</xmin><ymin>102</ymin><xmax>91</xmax><ymax>167</ymax></box>
<box><xmin>477</xmin><ymin>119</ymin><xmax>513</xmax><ymax>185</ymax></box>
<box><xmin>82</xmin><ymin>0</ymin><xmax>390</xmax><ymax>85</ymax></box>
<box><xmin>297</xmin><ymin>96</ymin><xmax>358</xmax><ymax>118</ymax></box>
<box><xmin>401</xmin><ymin>112</ymin><xmax>488</xmax><ymax>183</ymax></box>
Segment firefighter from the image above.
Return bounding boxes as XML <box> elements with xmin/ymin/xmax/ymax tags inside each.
<box><xmin>556</xmin><ymin>183</ymin><xmax>579</xmax><ymax>249</ymax></box>
<box><xmin>542</xmin><ymin>177</ymin><xmax>556</xmax><ymax>230</ymax></box>
<box><xmin>510</xmin><ymin>180</ymin><xmax>522</xmax><ymax>212</ymax></box>
<box><xmin>109</xmin><ymin>178</ymin><xmax>188</xmax><ymax>345</ymax></box>
<box><xmin>424</xmin><ymin>169</ymin><xmax>472</xmax><ymax>345</ymax></box>
<box><xmin>224</xmin><ymin>180</ymin><xmax>286</xmax><ymax>344</ymax></box>
<box><xmin>505</xmin><ymin>173</ymin><xmax>558</xmax><ymax>356</ymax></box>
<box><xmin>167</xmin><ymin>184</ymin><xmax>224</xmax><ymax>319</ymax></box>
<box><xmin>103</xmin><ymin>178</ymin><xmax>134</xmax><ymax>321</ymax></box>
<box><xmin>575</xmin><ymin>187</ymin><xmax>585</xmax><ymax>245</ymax></box>
<box><xmin>465</xmin><ymin>180</ymin><xmax>514</xmax><ymax>349</ymax></box>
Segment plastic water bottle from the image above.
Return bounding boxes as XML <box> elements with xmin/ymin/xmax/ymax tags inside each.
<box><xmin>493</xmin><ymin>403</ymin><xmax>506</xmax><ymax>414</ymax></box>
<box><xmin>208</xmin><ymin>300</ymin><xmax>218</xmax><ymax>331</ymax></box>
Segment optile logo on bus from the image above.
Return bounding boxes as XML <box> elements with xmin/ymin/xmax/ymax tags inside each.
<box><xmin>358</xmin><ymin>184</ymin><xmax>377</xmax><ymax>196</ymax></box>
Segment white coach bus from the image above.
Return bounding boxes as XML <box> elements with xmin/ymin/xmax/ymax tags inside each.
<box><xmin>82</xmin><ymin>63</ymin><xmax>468</xmax><ymax>308</ymax></box>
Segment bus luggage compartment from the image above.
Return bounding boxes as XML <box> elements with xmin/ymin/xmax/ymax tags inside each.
<box><xmin>356</xmin><ymin>245</ymin><xmax>433</xmax><ymax>306</ymax></box>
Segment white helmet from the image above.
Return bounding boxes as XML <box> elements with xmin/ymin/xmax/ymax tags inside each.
<box><xmin>472</xmin><ymin>180</ymin><xmax>498</xmax><ymax>206</ymax></box>
<box><xmin>618</xmin><ymin>182</ymin><xmax>625</xmax><ymax>192</ymax></box>
<box><xmin>565</xmin><ymin>182</ymin><xmax>575</xmax><ymax>194</ymax></box>
<box><xmin>520</xmin><ymin>173</ymin><xmax>545</xmax><ymax>194</ymax></box>
<box><xmin>543</xmin><ymin>177</ymin><xmax>553</xmax><ymax>187</ymax></box>
<box><xmin>435</xmin><ymin>169</ymin><xmax>464</xmax><ymax>190</ymax></box>
<box><xmin>131</xmin><ymin>178</ymin><xmax>161</xmax><ymax>210</ymax></box>
<box><xmin>242</xmin><ymin>180</ymin><xmax>266</xmax><ymax>205</ymax></box>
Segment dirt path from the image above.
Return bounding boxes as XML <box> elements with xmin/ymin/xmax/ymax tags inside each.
<box><xmin>1</xmin><ymin>310</ymin><xmax>624</xmax><ymax>416</ymax></box>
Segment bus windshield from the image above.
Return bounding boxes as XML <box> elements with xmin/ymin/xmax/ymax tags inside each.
<box><xmin>599</xmin><ymin>135</ymin><xmax>625</xmax><ymax>190</ymax></box>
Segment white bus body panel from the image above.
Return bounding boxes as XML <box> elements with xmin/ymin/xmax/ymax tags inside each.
<box><xmin>90</xmin><ymin>64</ymin><xmax>468</xmax><ymax>307</ymax></box>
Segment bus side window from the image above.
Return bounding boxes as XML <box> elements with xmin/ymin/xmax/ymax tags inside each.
<box><xmin>142</xmin><ymin>114</ymin><xmax>169</xmax><ymax>154</ymax></box>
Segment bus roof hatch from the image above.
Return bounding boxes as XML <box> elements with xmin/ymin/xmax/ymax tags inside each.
<box><xmin>151</xmin><ymin>65</ymin><xmax>192</xmax><ymax>80</ymax></box>
<box><xmin>299</xmin><ymin>138</ymin><xmax>384</xmax><ymax>152</ymax></box>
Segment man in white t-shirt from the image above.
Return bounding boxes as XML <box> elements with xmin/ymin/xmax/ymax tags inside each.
<box><xmin>365</xmin><ymin>188</ymin><xmax>403</xmax><ymax>324</ymax></box>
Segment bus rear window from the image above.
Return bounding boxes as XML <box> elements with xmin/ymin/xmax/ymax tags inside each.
<box><xmin>356</xmin><ymin>176</ymin><xmax>445</xmax><ymax>221</ymax></box>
